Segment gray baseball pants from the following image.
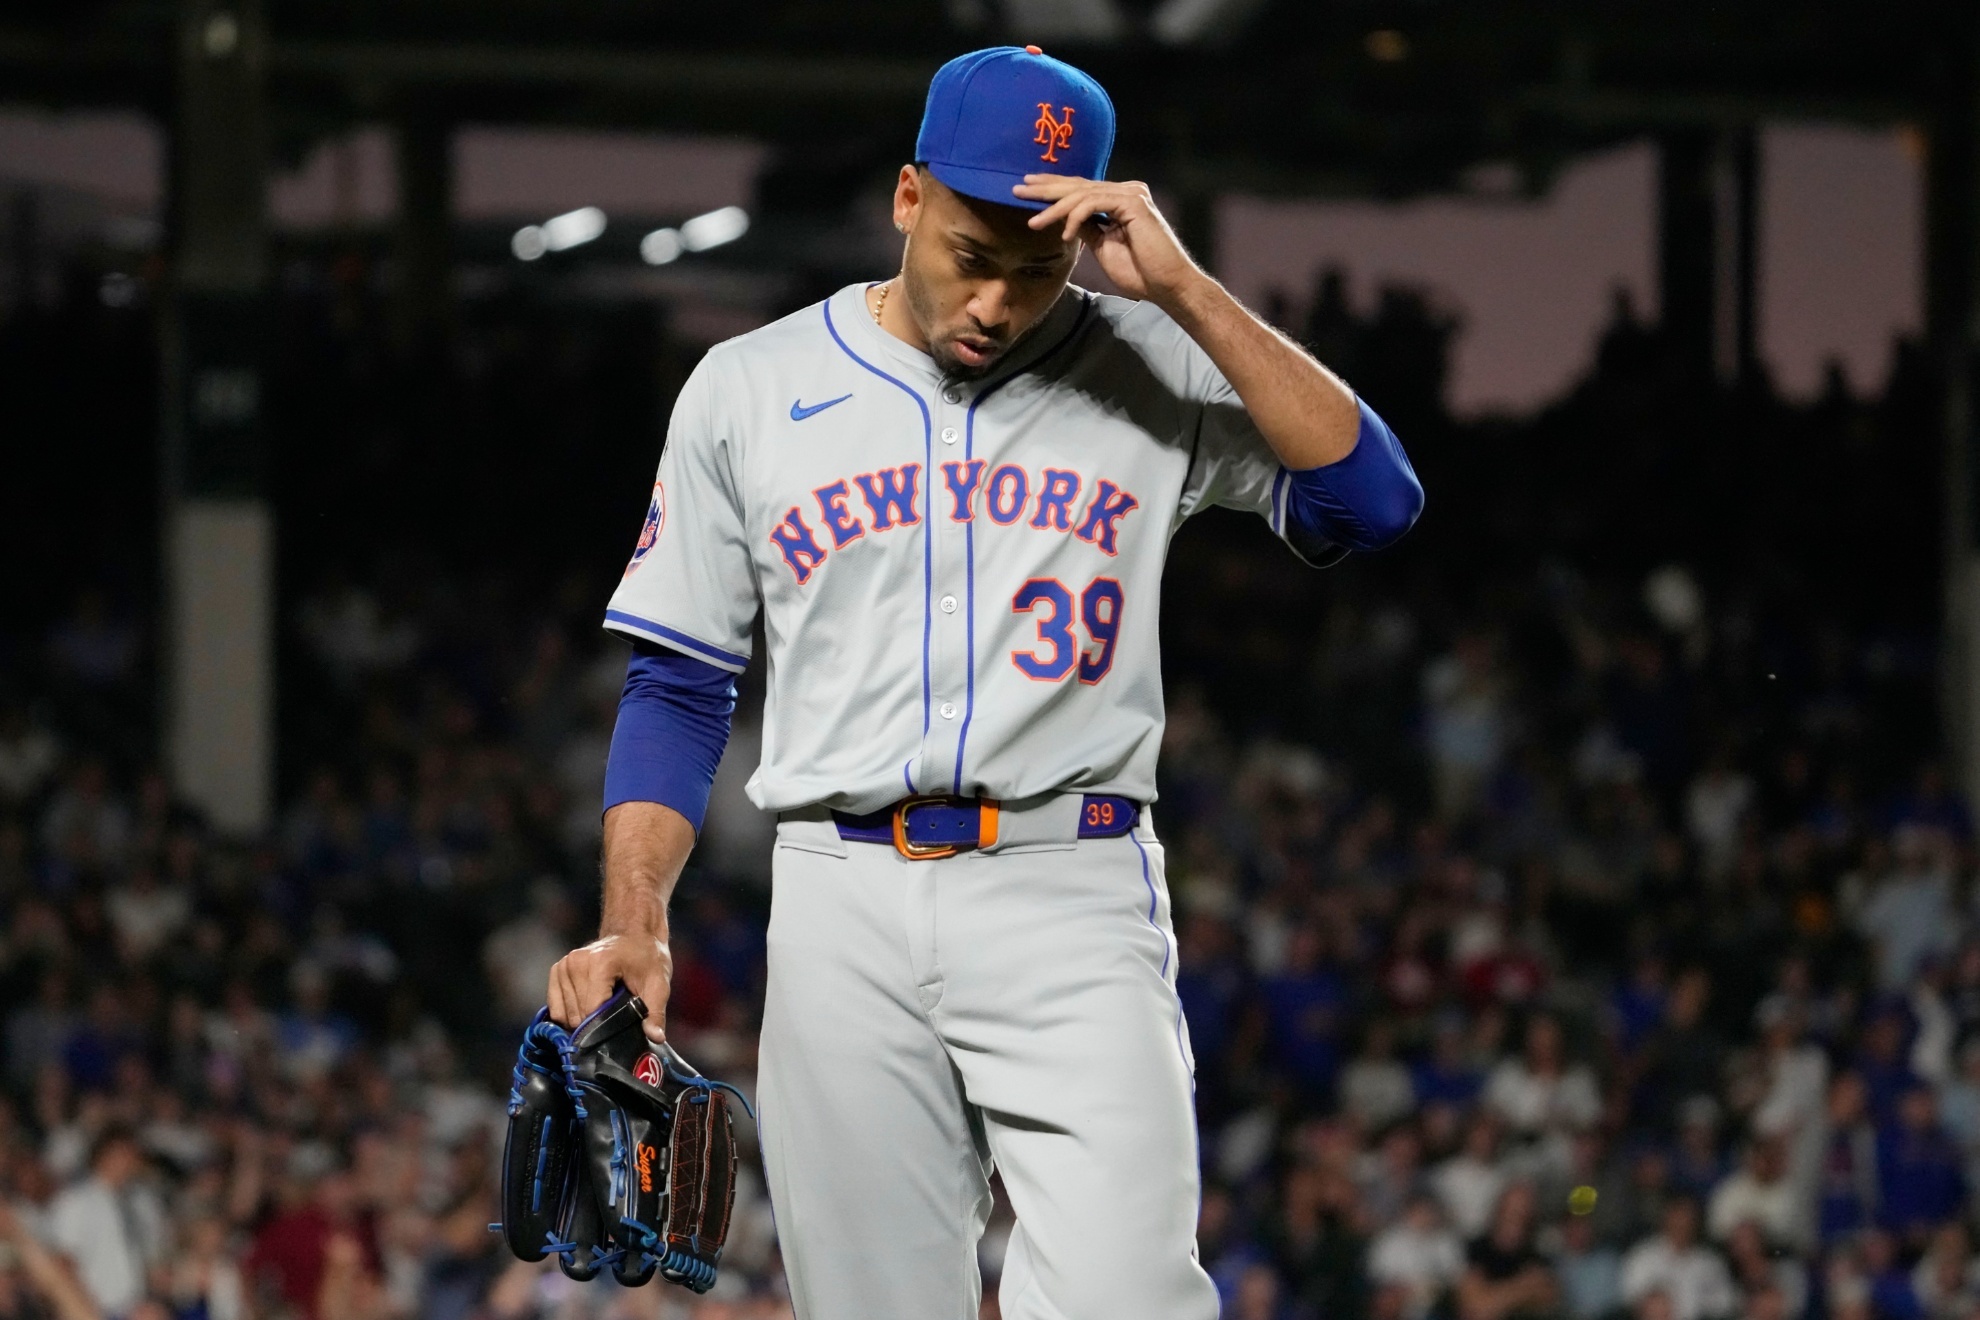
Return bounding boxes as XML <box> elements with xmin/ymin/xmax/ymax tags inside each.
<box><xmin>756</xmin><ymin>798</ymin><xmax>1218</xmax><ymax>1320</ymax></box>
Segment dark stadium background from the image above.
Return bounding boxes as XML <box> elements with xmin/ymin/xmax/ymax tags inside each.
<box><xmin>0</xmin><ymin>4</ymin><xmax>1976</xmax><ymax>1319</ymax></box>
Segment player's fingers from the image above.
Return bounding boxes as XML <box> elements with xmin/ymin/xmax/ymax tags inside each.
<box><xmin>560</xmin><ymin>960</ymin><xmax>588</xmax><ymax>1026</ymax></box>
<box><xmin>1012</xmin><ymin>183</ymin><xmax>1079</xmax><ymax>210</ymax></box>
<box><xmin>549</xmin><ymin>959</ymin><xmax>577</xmax><ymax>1027</ymax></box>
<box><xmin>576</xmin><ymin>957</ymin><xmax>618</xmax><ymax>1023</ymax></box>
<box><xmin>1067</xmin><ymin>199</ymin><xmax>1116</xmax><ymax>241</ymax></box>
<box><xmin>546</xmin><ymin>959</ymin><xmax>565</xmax><ymax>1023</ymax></box>
<box><xmin>1054</xmin><ymin>182</ymin><xmax>1140</xmax><ymax>232</ymax></box>
<box><xmin>1059</xmin><ymin>195</ymin><xmax>1121</xmax><ymax>242</ymax></box>
<box><xmin>1024</xmin><ymin>190</ymin><xmax>1086</xmax><ymax>230</ymax></box>
<box><xmin>623</xmin><ymin>953</ymin><xmax>670</xmax><ymax>1043</ymax></box>
<box><xmin>1029</xmin><ymin>192</ymin><xmax>1091</xmax><ymax>236</ymax></box>
<box><xmin>633</xmin><ymin>980</ymin><xmax>668</xmax><ymax>1044</ymax></box>
<box><xmin>1014</xmin><ymin>172</ymin><xmax>1088</xmax><ymax>198</ymax></box>
<box><xmin>1025</xmin><ymin>181</ymin><xmax>1123</xmax><ymax>230</ymax></box>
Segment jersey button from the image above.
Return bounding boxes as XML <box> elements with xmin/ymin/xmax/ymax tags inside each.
<box><xmin>942</xmin><ymin>387</ymin><xmax>962</xmax><ymax>404</ymax></box>
<box><xmin>939</xmin><ymin>594</ymin><xmax>958</xmax><ymax>613</ymax></box>
<box><xmin>941</xmin><ymin>427</ymin><xmax>958</xmax><ymax>444</ymax></box>
<box><xmin>939</xmin><ymin>701</ymin><xmax>958</xmax><ymax>720</ymax></box>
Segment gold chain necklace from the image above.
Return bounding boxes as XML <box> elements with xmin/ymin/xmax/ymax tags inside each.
<box><xmin>871</xmin><ymin>279</ymin><xmax>891</xmax><ymax>325</ymax></box>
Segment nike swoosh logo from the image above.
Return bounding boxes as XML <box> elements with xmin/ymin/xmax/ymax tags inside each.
<box><xmin>790</xmin><ymin>393</ymin><xmax>853</xmax><ymax>421</ymax></box>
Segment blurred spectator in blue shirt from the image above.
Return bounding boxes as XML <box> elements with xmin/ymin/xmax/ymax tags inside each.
<box><xmin>60</xmin><ymin>983</ymin><xmax>141</xmax><ymax>1094</ymax></box>
<box><xmin>1200</xmin><ymin>1185</ymin><xmax>1267</xmax><ymax>1302</ymax></box>
<box><xmin>274</xmin><ymin>964</ymin><xmax>360</xmax><ymax>1082</ymax></box>
<box><xmin>1176</xmin><ymin>906</ymin><xmax>1248</xmax><ymax>1078</ymax></box>
<box><xmin>1818</xmin><ymin>1072</ymin><xmax>1881</xmax><ymax>1245</ymax></box>
<box><xmin>1611</xmin><ymin>954</ymin><xmax>1671</xmax><ymax>1059</ymax></box>
<box><xmin>1262</xmin><ymin>922</ymin><xmax>1349</xmax><ymax>1103</ymax></box>
<box><xmin>1861</xmin><ymin>1228</ymin><xmax>1924</xmax><ymax>1320</ymax></box>
<box><xmin>1855</xmin><ymin>1009</ymin><xmax>1923</xmax><ymax>1126</ymax></box>
<box><xmin>1415</xmin><ymin>1013</ymin><xmax>1486</xmax><ymax>1109</ymax></box>
<box><xmin>1875</xmin><ymin>1088</ymin><xmax>1965</xmax><ymax>1241</ymax></box>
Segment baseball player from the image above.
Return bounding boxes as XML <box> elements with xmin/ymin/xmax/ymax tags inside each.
<box><xmin>548</xmin><ymin>45</ymin><xmax>1422</xmax><ymax>1319</ymax></box>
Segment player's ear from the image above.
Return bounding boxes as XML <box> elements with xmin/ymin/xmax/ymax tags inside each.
<box><xmin>894</xmin><ymin>165</ymin><xmax>923</xmax><ymax>236</ymax></box>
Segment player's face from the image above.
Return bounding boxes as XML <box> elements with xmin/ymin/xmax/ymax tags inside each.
<box><xmin>895</xmin><ymin>167</ymin><xmax>1079</xmax><ymax>379</ymax></box>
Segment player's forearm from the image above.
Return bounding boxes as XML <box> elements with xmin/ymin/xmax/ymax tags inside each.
<box><xmin>1159</xmin><ymin>273</ymin><xmax>1361</xmax><ymax>469</ymax></box>
<box><xmin>550</xmin><ymin>800</ymin><xmax>688</xmax><ymax>1032</ymax></box>
<box><xmin>600</xmin><ymin>800</ymin><xmax>697</xmax><ymax>938</ymax></box>
<box><xmin>596</xmin><ymin>641</ymin><xmax>736</xmax><ymax>939</ymax></box>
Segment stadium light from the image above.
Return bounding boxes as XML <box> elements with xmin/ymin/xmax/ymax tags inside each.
<box><xmin>511</xmin><ymin>226</ymin><xmax>548</xmax><ymax>261</ymax></box>
<box><xmin>542</xmin><ymin>206</ymin><xmax>607</xmax><ymax>251</ymax></box>
<box><xmin>679</xmin><ymin>206</ymin><xmax>749</xmax><ymax>252</ymax></box>
<box><xmin>640</xmin><ymin>228</ymin><xmax>684</xmax><ymax>266</ymax></box>
<box><xmin>513</xmin><ymin>207</ymin><xmax>608</xmax><ymax>262</ymax></box>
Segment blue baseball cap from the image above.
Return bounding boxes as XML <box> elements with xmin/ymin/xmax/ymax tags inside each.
<box><xmin>915</xmin><ymin>45</ymin><xmax>1115</xmax><ymax>212</ymax></box>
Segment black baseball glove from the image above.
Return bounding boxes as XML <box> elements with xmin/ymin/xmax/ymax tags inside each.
<box><xmin>496</xmin><ymin>989</ymin><xmax>749</xmax><ymax>1294</ymax></box>
<box><xmin>497</xmin><ymin>1009</ymin><xmax>584</xmax><ymax>1265</ymax></box>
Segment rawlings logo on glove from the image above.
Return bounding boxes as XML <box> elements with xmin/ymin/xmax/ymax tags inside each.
<box><xmin>494</xmin><ymin>988</ymin><xmax>751</xmax><ymax>1294</ymax></box>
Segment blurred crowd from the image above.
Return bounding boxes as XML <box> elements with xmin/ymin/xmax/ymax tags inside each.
<box><xmin>1159</xmin><ymin>610</ymin><xmax>1980</xmax><ymax>1320</ymax></box>
<box><xmin>0</xmin><ymin>255</ymin><xmax>1965</xmax><ymax>1320</ymax></box>
<box><xmin>0</xmin><ymin>576</ymin><xmax>788</xmax><ymax>1320</ymax></box>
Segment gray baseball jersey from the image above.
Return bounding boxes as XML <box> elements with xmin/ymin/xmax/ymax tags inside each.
<box><xmin>604</xmin><ymin>280</ymin><xmax>1326</xmax><ymax>815</ymax></box>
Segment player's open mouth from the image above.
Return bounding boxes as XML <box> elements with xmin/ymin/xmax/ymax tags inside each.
<box><xmin>951</xmin><ymin>337</ymin><xmax>1001</xmax><ymax>367</ymax></box>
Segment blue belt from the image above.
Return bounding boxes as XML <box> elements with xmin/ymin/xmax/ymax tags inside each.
<box><xmin>833</xmin><ymin>794</ymin><xmax>1139</xmax><ymax>860</ymax></box>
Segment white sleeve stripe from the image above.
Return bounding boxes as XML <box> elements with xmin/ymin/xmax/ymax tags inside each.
<box><xmin>603</xmin><ymin>609</ymin><xmax>750</xmax><ymax>673</ymax></box>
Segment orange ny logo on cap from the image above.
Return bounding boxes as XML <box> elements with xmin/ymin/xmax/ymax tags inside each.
<box><xmin>1034</xmin><ymin>103</ymin><xmax>1074</xmax><ymax>163</ymax></box>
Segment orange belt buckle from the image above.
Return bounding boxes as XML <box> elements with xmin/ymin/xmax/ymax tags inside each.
<box><xmin>893</xmin><ymin>796</ymin><xmax>960</xmax><ymax>860</ymax></box>
<box><xmin>891</xmin><ymin>796</ymin><xmax>1001</xmax><ymax>860</ymax></box>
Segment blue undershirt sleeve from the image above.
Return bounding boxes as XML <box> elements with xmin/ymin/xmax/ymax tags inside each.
<box><xmin>1281</xmin><ymin>397</ymin><xmax>1424</xmax><ymax>558</ymax></box>
<box><xmin>602</xmin><ymin>640</ymin><xmax>738</xmax><ymax>832</ymax></box>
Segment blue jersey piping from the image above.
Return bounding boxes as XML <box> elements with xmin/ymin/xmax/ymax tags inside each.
<box><xmin>822</xmin><ymin>297</ymin><xmax>935</xmax><ymax>792</ymax></box>
<box><xmin>951</xmin><ymin>293</ymin><xmax>1095</xmax><ymax>794</ymax></box>
<box><xmin>603</xmin><ymin>609</ymin><xmax>750</xmax><ymax>671</ymax></box>
<box><xmin>1130</xmin><ymin>828</ymin><xmax>1195</xmax><ymax>1111</ymax></box>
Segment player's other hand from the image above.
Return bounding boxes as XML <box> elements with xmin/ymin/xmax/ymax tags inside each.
<box><xmin>1012</xmin><ymin>175</ymin><xmax>1205</xmax><ymax>308</ymax></box>
<box><xmin>548</xmin><ymin>932</ymin><xmax>673</xmax><ymax>1044</ymax></box>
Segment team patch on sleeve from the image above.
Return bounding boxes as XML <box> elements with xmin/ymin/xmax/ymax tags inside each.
<box><xmin>624</xmin><ymin>482</ymin><xmax>666</xmax><ymax>577</ymax></box>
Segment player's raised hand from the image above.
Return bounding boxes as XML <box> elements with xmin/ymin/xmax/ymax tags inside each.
<box><xmin>1013</xmin><ymin>174</ymin><xmax>1205</xmax><ymax>308</ymax></box>
<box><xmin>549</xmin><ymin>931</ymin><xmax>674</xmax><ymax>1044</ymax></box>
